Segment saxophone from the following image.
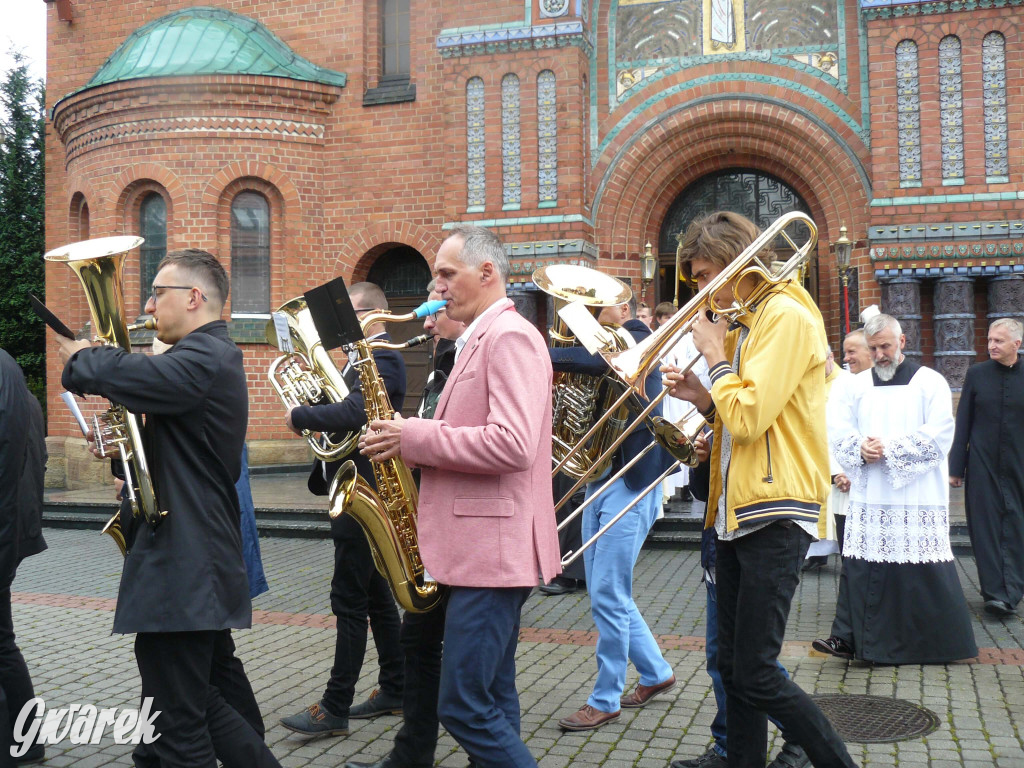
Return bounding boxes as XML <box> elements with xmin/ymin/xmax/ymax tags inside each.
<box><xmin>328</xmin><ymin>300</ymin><xmax>446</xmax><ymax>614</ymax></box>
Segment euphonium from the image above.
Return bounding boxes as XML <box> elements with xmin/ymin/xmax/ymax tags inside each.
<box><xmin>328</xmin><ymin>300</ymin><xmax>446</xmax><ymax>614</ymax></box>
<box><xmin>533</xmin><ymin>265</ymin><xmax>635</xmax><ymax>483</ymax></box>
<box><xmin>44</xmin><ymin>236</ymin><xmax>167</xmax><ymax>556</ymax></box>
<box><xmin>266</xmin><ymin>297</ymin><xmax>360</xmax><ymax>461</ymax></box>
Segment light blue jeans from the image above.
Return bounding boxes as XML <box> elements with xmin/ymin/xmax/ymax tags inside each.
<box><xmin>582</xmin><ymin>478</ymin><xmax>673</xmax><ymax>713</ymax></box>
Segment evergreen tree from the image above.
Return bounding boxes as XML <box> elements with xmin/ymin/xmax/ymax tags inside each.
<box><xmin>0</xmin><ymin>49</ymin><xmax>46</xmax><ymax>406</ymax></box>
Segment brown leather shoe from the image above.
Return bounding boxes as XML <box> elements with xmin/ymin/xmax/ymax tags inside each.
<box><xmin>557</xmin><ymin>704</ymin><xmax>620</xmax><ymax>731</ymax></box>
<box><xmin>620</xmin><ymin>674</ymin><xmax>676</xmax><ymax>708</ymax></box>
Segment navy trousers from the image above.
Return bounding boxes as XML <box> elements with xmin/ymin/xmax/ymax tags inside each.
<box><xmin>438</xmin><ymin>586</ymin><xmax>535</xmax><ymax>768</ymax></box>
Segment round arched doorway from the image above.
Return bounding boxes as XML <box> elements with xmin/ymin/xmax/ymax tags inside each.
<box><xmin>656</xmin><ymin>170</ymin><xmax>814</xmax><ymax>307</ymax></box>
<box><xmin>366</xmin><ymin>245</ymin><xmax>432</xmax><ymax>416</ymax></box>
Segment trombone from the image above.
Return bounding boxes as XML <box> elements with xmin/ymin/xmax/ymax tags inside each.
<box><xmin>554</xmin><ymin>211</ymin><xmax>818</xmax><ymax>567</ymax></box>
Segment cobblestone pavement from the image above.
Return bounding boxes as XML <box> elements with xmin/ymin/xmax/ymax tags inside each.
<box><xmin>11</xmin><ymin>527</ymin><xmax>1024</xmax><ymax>767</ymax></box>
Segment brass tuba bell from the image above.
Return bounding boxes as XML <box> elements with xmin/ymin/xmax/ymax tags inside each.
<box><xmin>266</xmin><ymin>297</ymin><xmax>361</xmax><ymax>461</ymax></box>
<box><xmin>45</xmin><ymin>235</ymin><xmax>167</xmax><ymax>556</ymax></box>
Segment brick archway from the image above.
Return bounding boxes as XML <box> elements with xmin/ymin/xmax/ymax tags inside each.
<box><xmin>335</xmin><ymin>220</ymin><xmax>444</xmax><ymax>279</ymax></box>
<box><xmin>592</xmin><ymin>96</ymin><xmax>871</xmax><ymax>341</ymax></box>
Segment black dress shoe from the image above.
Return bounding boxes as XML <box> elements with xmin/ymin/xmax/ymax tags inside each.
<box><xmin>801</xmin><ymin>556</ymin><xmax>828</xmax><ymax>572</ymax></box>
<box><xmin>984</xmin><ymin>599</ymin><xmax>1014</xmax><ymax>617</ymax></box>
<box><xmin>671</xmin><ymin>747</ymin><xmax>728</xmax><ymax>768</ymax></box>
<box><xmin>768</xmin><ymin>742</ymin><xmax>810</xmax><ymax>768</ymax></box>
<box><xmin>539</xmin><ymin>576</ymin><xmax>579</xmax><ymax>596</ymax></box>
<box><xmin>812</xmin><ymin>636</ymin><xmax>854</xmax><ymax>659</ymax></box>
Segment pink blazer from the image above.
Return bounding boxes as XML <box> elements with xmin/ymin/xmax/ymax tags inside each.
<box><xmin>402</xmin><ymin>299</ymin><xmax>562</xmax><ymax>587</ymax></box>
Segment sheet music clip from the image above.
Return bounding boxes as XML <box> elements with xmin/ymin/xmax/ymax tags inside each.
<box><xmin>303</xmin><ymin>276</ymin><xmax>365</xmax><ymax>351</ymax></box>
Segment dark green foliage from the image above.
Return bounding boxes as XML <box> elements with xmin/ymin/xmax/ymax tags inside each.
<box><xmin>0</xmin><ymin>50</ymin><xmax>46</xmax><ymax>407</ymax></box>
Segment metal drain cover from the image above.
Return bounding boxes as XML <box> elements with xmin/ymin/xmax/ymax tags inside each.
<box><xmin>811</xmin><ymin>694</ymin><xmax>941</xmax><ymax>743</ymax></box>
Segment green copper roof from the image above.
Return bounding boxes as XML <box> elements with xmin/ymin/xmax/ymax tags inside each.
<box><xmin>85</xmin><ymin>6</ymin><xmax>347</xmax><ymax>89</ymax></box>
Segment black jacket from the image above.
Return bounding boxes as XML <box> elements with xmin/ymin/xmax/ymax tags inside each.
<box><xmin>290</xmin><ymin>336</ymin><xmax>406</xmax><ymax>537</ymax></box>
<box><xmin>63</xmin><ymin>321</ymin><xmax>250</xmax><ymax>634</ymax></box>
<box><xmin>549</xmin><ymin>318</ymin><xmax>674</xmax><ymax>491</ymax></box>
<box><xmin>0</xmin><ymin>350</ymin><xmax>47</xmax><ymax>587</ymax></box>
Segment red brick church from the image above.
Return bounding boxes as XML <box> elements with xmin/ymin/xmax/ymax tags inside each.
<box><xmin>42</xmin><ymin>0</ymin><xmax>1024</xmax><ymax>482</ymax></box>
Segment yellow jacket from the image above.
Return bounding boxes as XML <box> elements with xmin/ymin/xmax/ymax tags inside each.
<box><xmin>704</xmin><ymin>280</ymin><xmax>830</xmax><ymax>535</ymax></box>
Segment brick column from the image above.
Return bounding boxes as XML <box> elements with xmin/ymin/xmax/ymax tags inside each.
<box><xmin>932</xmin><ymin>276</ymin><xmax>975</xmax><ymax>391</ymax></box>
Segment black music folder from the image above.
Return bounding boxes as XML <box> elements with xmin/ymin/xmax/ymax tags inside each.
<box><xmin>303</xmin><ymin>276</ymin><xmax>364</xmax><ymax>350</ymax></box>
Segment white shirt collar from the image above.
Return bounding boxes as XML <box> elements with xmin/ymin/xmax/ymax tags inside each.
<box><xmin>454</xmin><ymin>298</ymin><xmax>508</xmax><ymax>363</ymax></box>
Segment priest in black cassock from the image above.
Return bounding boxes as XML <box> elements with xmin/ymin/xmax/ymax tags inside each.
<box><xmin>813</xmin><ymin>314</ymin><xmax>977</xmax><ymax>665</ymax></box>
<box><xmin>949</xmin><ymin>317</ymin><xmax>1024</xmax><ymax>618</ymax></box>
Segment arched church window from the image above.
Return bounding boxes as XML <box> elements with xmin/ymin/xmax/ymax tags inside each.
<box><xmin>938</xmin><ymin>36</ymin><xmax>964</xmax><ymax>184</ymax></box>
<box><xmin>230</xmin><ymin>191</ymin><xmax>271</xmax><ymax>313</ymax></box>
<box><xmin>982</xmin><ymin>32</ymin><xmax>1008</xmax><ymax>181</ymax></box>
<box><xmin>139</xmin><ymin>193</ymin><xmax>167</xmax><ymax>313</ymax></box>
<box><xmin>896</xmin><ymin>40</ymin><xmax>922</xmax><ymax>186</ymax></box>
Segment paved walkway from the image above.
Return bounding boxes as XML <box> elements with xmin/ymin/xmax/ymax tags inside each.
<box><xmin>11</xmin><ymin>517</ymin><xmax>1023</xmax><ymax>767</ymax></box>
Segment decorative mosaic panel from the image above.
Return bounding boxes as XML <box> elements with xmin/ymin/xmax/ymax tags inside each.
<box><xmin>745</xmin><ymin>0</ymin><xmax>837</xmax><ymax>50</ymax></box>
<box><xmin>938</xmin><ymin>36</ymin><xmax>964</xmax><ymax>183</ymax></box>
<box><xmin>982</xmin><ymin>32</ymin><xmax>1009</xmax><ymax>179</ymax></box>
<box><xmin>501</xmin><ymin>73</ymin><xmax>522</xmax><ymax>207</ymax></box>
<box><xmin>537</xmin><ymin>70</ymin><xmax>558</xmax><ymax>204</ymax></box>
<box><xmin>466</xmin><ymin>77</ymin><xmax>486</xmax><ymax>209</ymax></box>
<box><xmin>612</xmin><ymin>1</ymin><xmax>843</xmax><ymax>100</ymax></box>
<box><xmin>615</xmin><ymin>1</ymin><xmax>703</xmax><ymax>65</ymax></box>
<box><xmin>895</xmin><ymin>40</ymin><xmax>922</xmax><ymax>185</ymax></box>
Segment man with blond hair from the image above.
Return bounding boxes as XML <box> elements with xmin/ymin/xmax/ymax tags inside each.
<box><xmin>949</xmin><ymin>317</ymin><xmax>1024</xmax><ymax>617</ymax></box>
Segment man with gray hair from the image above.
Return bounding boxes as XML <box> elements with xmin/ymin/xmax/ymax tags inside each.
<box><xmin>359</xmin><ymin>225</ymin><xmax>560</xmax><ymax>767</ymax></box>
<box><xmin>949</xmin><ymin>317</ymin><xmax>1024</xmax><ymax>617</ymax></box>
<box><xmin>813</xmin><ymin>314</ymin><xmax>977</xmax><ymax>664</ymax></box>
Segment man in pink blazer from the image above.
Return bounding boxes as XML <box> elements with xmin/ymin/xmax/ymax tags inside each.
<box><xmin>361</xmin><ymin>224</ymin><xmax>561</xmax><ymax>767</ymax></box>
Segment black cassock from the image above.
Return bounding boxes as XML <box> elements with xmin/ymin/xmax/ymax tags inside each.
<box><xmin>949</xmin><ymin>357</ymin><xmax>1024</xmax><ymax>609</ymax></box>
<box><xmin>64</xmin><ymin>320</ymin><xmax>251</xmax><ymax>633</ymax></box>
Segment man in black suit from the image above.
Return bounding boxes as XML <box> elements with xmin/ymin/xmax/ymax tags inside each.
<box><xmin>58</xmin><ymin>249</ymin><xmax>279</xmax><ymax>768</ymax></box>
<box><xmin>280</xmin><ymin>282</ymin><xmax>405</xmax><ymax>738</ymax></box>
<box><xmin>0</xmin><ymin>351</ymin><xmax>48</xmax><ymax>764</ymax></box>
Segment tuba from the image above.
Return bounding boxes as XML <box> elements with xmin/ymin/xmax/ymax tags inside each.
<box><xmin>533</xmin><ymin>265</ymin><xmax>635</xmax><ymax>483</ymax></box>
<box><xmin>328</xmin><ymin>300</ymin><xmax>446</xmax><ymax>613</ymax></box>
<box><xmin>45</xmin><ymin>236</ymin><xmax>167</xmax><ymax>556</ymax></box>
<box><xmin>266</xmin><ymin>297</ymin><xmax>360</xmax><ymax>461</ymax></box>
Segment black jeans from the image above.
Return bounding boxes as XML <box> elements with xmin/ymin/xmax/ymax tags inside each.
<box><xmin>716</xmin><ymin>523</ymin><xmax>855</xmax><ymax>768</ymax></box>
<box><xmin>133</xmin><ymin>631</ymin><xmax>279</xmax><ymax>768</ymax></box>
<box><xmin>322</xmin><ymin>515</ymin><xmax>404</xmax><ymax>716</ymax></box>
<box><xmin>0</xmin><ymin>587</ymin><xmax>35</xmax><ymax>760</ymax></box>
<box><xmin>388</xmin><ymin>595</ymin><xmax>448</xmax><ymax>767</ymax></box>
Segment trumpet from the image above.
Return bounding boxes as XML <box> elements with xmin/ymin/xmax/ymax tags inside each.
<box><xmin>554</xmin><ymin>211</ymin><xmax>818</xmax><ymax>566</ymax></box>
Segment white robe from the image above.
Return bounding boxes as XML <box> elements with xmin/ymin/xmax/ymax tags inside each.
<box><xmin>829</xmin><ymin>364</ymin><xmax>956</xmax><ymax>564</ymax></box>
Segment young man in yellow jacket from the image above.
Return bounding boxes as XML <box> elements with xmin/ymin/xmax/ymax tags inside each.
<box><xmin>664</xmin><ymin>212</ymin><xmax>855</xmax><ymax>768</ymax></box>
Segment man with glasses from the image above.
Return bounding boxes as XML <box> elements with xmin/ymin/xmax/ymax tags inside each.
<box><xmin>57</xmin><ymin>249</ymin><xmax>280</xmax><ymax>767</ymax></box>
<box><xmin>279</xmin><ymin>282</ymin><xmax>406</xmax><ymax>739</ymax></box>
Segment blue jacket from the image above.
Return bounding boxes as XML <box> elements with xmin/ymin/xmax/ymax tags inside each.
<box><xmin>549</xmin><ymin>318</ymin><xmax>674</xmax><ymax>491</ymax></box>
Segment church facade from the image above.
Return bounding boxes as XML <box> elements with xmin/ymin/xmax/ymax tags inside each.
<box><xmin>42</xmin><ymin>0</ymin><xmax>1024</xmax><ymax>481</ymax></box>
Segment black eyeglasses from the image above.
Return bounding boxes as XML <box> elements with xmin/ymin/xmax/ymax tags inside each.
<box><xmin>151</xmin><ymin>285</ymin><xmax>208</xmax><ymax>302</ymax></box>
<box><xmin>426</xmin><ymin>308</ymin><xmax>446</xmax><ymax>322</ymax></box>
